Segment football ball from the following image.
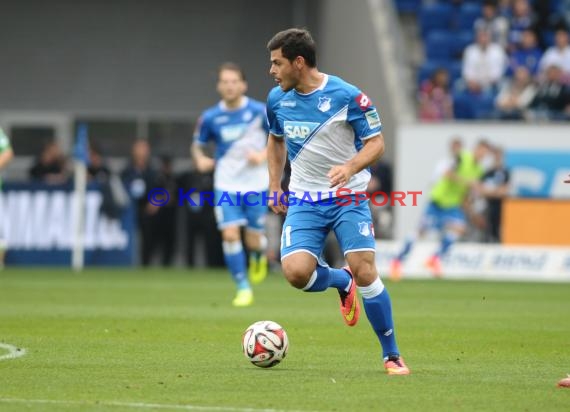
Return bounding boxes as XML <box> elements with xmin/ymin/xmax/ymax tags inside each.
<box><xmin>242</xmin><ymin>320</ymin><xmax>289</xmax><ymax>368</ymax></box>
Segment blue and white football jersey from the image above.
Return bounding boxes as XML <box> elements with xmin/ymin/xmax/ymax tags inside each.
<box><xmin>195</xmin><ymin>97</ymin><xmax>269</xmax><ymax>192</ymax></box>
<box><xmin>266</xmin><ymin>74</ymin><xmax>382</xmax><ymax>198</ymax></box>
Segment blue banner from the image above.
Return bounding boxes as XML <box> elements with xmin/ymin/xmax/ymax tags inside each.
<box><xmin>505</xmin><ymin>150</ymin><xmax>570</xmax><ymax>198</ymax></box>
<box><xmin>0</xmin><ymin>182</ymin><xmax>136</xmax><ymax>266</ymax></box>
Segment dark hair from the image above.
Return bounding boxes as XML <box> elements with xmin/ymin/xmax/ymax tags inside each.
<box><xmin>476</xmin><ymin>138</ymin><xmax>491</xmax><ymax>149</ymax></box>
<box><xmin>267</xmin><ymin>28</ymin><xmax>317</xmax><ymax>67</ymax></box>
<box><xmin>218</xmin><ymin>62</ymin><xmax>246</xmax><ymax>81</ymax></box>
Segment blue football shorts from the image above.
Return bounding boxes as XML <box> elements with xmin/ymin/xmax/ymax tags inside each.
<box><xmin>420</xmin><ymin>201</ymin><xmax>466</xmax><ymax>232</ymax></box>
<box><xmin>213</xmin><ymin>190</ymin><xmax>267</xmax><ymax>231</ymax></box>
<box><xmin>280</xmin><ymin>196</ymin><xmax>376</xmax><ymax>260</ymax></box>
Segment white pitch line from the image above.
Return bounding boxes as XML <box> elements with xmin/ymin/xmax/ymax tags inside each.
<box><xmin>0</xmin><ymin>343</ymin><xmax>26</xmax><ymax>361</ymax></box>
<box><xmin>0</xmin><ymin>398</ymin><xmax>316</xmax><ymax>412</ymax></box>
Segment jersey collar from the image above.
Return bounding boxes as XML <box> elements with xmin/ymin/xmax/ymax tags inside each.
<box><xmin>293</xmin><ymin>74</ymin><xmax>329</xmax><ymax>97</ymax></box>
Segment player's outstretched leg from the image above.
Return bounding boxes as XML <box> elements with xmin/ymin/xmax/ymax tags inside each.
<box><xmin>303</xmin><ymin>261</ymin><xmax>360</xmax><ymax>326</ymax></box>
<box><xmin>282</xmin><ymin>254</ymin><xmax>358</xmax><ymax>325</ymax></box>
<box><xmin>222</xmin><ymin>239</ymin><xmax>253</xmax><ymax>307</ymax></box>
<box><xmin>348</xmin><ymin>253</ymin><xmax>410</xmax><ymax>375</ymax></box>
<box><xmin>426</xmin><ymin>229</ymin><xmax>460</xmax><ymax>278</ymax></box>
<box><xmin>301</xmin><ymin>262</ymin><xmax>358</xmax><ymax>326</ymax></box>
<box><xmin>359</xmin><ymin>277</ymin><xmax>410</xmax><ymax>375</ymax></box>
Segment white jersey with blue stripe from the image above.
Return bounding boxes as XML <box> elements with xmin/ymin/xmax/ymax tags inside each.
<box><xmin>195</xmin><ymin>97</ymin><xmax>269</xmax><ymax>192</ymax></box>
<box><xmin>266</xmin><ymin>74</ymin><xmax>382</xmax><ymax>199</ymax></box>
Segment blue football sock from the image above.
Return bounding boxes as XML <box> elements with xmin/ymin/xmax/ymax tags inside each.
<box><xmin>222</xmin><ymin>241</ymin><xmax>250</xmax><ymax>290</ymax></box>
<box><xmin>397</xmin><ymin>236</ymin><xmax>415</xmax><ymax>261</ymax></box>
<box><xmin>302</xmin><ymin>264</ymin><xmax>351</xmax><ymax>293</ymax></box>
<box><xmin>358</xmin><ymin>277</ymin><xmax>400</xmax><ymax>359</ymax></box>
<box><xmin>436</xmin><ymin>232</ymin><xmax>459</xmax><ymax>258</ymax></box>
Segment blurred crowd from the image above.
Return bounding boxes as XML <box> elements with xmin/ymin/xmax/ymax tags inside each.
<box><xmin>417</xmin><ymin>0</ymin><xmax>570</xmax><ymax>120</ymax></box>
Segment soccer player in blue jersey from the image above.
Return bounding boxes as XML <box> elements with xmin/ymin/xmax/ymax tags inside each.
<box><xmin>192</xmin><ymin>63</ymin><xmax>269</xmax><ymax>307</ymax></box>
<box><xmin>0</xmin><ymin>128</ymin><xmax>14</xmax><ymax>269</ymax></box>
<box><xmin>265</xmin><ymin>28</ymin><xmax>410</xmax><ymax>375</ymax></box>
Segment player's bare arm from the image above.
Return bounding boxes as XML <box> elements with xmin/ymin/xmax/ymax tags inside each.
<box><xmin>0</xmin><ymin>147</ymin><xmax>14</xmax><ymax>170</ymax></box>
<box><xmin>190</xmin><ymin>143</ymin><xmax>215</xmax><ymax>173</ymax></box>
<box><xmin>267</xmin><ymin>133</ymin><xmax>287</xmax><ymax>214</ymax></box>
<box><xmin>328</xmin><ymin>133</ymin><xmax>384</xmax><ymax>188</ymax></box>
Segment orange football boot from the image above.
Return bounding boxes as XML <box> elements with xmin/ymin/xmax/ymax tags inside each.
<box><xmin>390</xmin><ymin>259</ymin><xmax>403</xmax><ymax>282</ymax></box>
<box><xmin>384</xmin><ymin>356</ymin><xmax>411</xmax><ymax>375</ymax></box>
<box><xmin>425</xmin><ymin>255</ymin><xmax>443</xmax><ymax>278</ymax></box>
<box><xmin>339</xmin><ymin>267</ymin><xmax>360</xmax><ymax>327</ymax></box>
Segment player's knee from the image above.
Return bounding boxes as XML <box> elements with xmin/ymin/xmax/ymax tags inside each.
<box><xmin>221</xmin><ymin>227</ymin><xmax>240</xmax><ymax>243</ymax></box>
<box><xmin>281</xmin><ymin>260</ymin><xmax>312</xmax><ymax>289</ymax></box>
<box><xmin>349</xmin><ymin>260</ymin><xmax>378</xmax><ymax>286</ymax></box>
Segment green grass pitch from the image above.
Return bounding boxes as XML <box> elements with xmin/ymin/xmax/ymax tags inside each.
<box><xmin>0</xmin><ymin>268</ymin><xmax>569</xmax><ymax>411</ymax></box>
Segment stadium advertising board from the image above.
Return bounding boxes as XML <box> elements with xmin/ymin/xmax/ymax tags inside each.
<box><xmin>377</xmin><ymin>241</ymin><xmax>570</xmax><ymax>282</ymax></box>
<box><xmin>0</xmin><ymin>183</ymin><xmax>135</xmax><ymax>265</ymax></box>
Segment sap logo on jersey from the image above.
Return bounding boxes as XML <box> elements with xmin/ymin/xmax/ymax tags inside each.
<box><xmin>220</xmin><ymin>124</ymin><xmax>246</xmax><ymax>142</ymax></box>
<box><xmin>284</xmin><ymin>121</ymin><xmax>319</xmax><ymax>140</ymax></box>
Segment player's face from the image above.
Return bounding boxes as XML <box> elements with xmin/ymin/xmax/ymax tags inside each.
<box><xmin>269</xmin><ymin>49</ymin><xmax>298</xmax><ymax>91</ymax></box>
<box><xmin>217</xmin><ymin>69</ymin><xmax>246</xmax><ymax>104</ymax></box>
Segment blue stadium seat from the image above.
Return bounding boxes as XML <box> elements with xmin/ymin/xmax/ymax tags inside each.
<box><xmin>452</xmin><ymin>30</ymin><xmax>475</xmax><ymax>59</ymax></box>
<box><xmin>420</xmin><ymin>3</ymin><xmax>453</xmax><ymax>36</ymax></box>
<box><xmin>453</xmin><ymin>90</ymin><xmax>497</xmax><ymax>119</ymax></box>
<box><xmin>448</xmin><ymin>61</ymin><xmax>463</xmax><ymax>83</ymax></box>
<box><xmin>425</xmin><ymin>30</ymin><xmax>454</xmax><ymax>61</ymax></box>
<box><xmin>550</xmin><ymin>0</ymin><xmax>563</xmax><ymax>13</ymax></box>
<box><xmin>542</xmin><ymin>30</ymin><xmax>556</xmax><ymax>48</ymax></box>
<box><xmin>394</xmin><ymin>0</ymin><xmax>421</xmax><ymax>14</ymax></box>
<box><xmin>456</xmin><ymin>3</ymin><xmax>482</xmax><ymax>31</ymax></box>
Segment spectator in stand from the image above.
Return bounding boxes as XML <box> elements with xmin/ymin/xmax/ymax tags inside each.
<box><xmin>506</xmin><ymin>29</ymin><xmax>542</xmax><ymax>77</ymax></box>
<box><xmin>418</xmin><ymin>68</ymin><xmax>454</xmax><ymax>121</ymax></box>
<box><xmin>495</xmin><ymin>66</ymin><xmax>537</xmax><ymax>119</ymax></box>
<box><xmin>497</xmin><ymin>0</ymin><xmax>512</xmax><ymax>18</ymax></box>
<box><xmin>29</xmin><ymin>139</ymin><xmax>68</xmax><ymax>184</ymax></box>
<box><xmin>462</xmin><ymin>28</ymin><xmax>508</xmax><ymax>93</ymax></box>
<box><xmin>538</xmin><ymin>29</ymin><xmax>570</xmax><ymax>81</ymax></box>
<box><xmin>507</xmin><ymin>0</ymin><xmax>538</xmax><ymax>52</ymax></box>
<box><xmin>474</xmin><ymin>0</ymin><xmax>510</xmax><ymax>48</ymax></box>
<box><xmin>534</xmin><ymin>0</ymin><xmax>568</xmax><ymax>38</ymax></box>
<box><xmin>527</xmin><ymin>64</ymin><xmax>570</xmax><ymax>120</ymax></box>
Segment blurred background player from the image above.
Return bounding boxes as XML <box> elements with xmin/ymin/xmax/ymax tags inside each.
<box><xmin>192</xmin><ymin>62</ymin><xmax>269</xmax><ymax>307</ymax></box>
<box><xmin>0</xmin><ymin>128</ymin><xmax>14</xmax><ymax>269</ymax></box>
<box><xmin>475</xmin><ymin>145</ymin><xmax>510</xmax><ymax>243</ymax></box>
<box><xmin>390</xmin><ymin>139</ymin><xmax>490</xmax><ymax>281</ymax></box>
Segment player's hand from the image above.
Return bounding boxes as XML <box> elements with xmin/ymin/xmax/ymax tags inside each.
<box><xmin>327</xmin><ymin>165</ymin><xmax>353</xmax><ymax>189</ymax></box>
<box><xmin>268</xmin><ymin>188</ymin><xmax>287</xmax><ymax>215</ymax></box>
<box><xmin>247</xmin><ymin>151</ymin><xmax>265</xmax><ymax>166</ymax></box>
<box><xmin>196</xmin><ymin>157</ymin><xmax>215</xmax><ymax>173</ymax></box>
